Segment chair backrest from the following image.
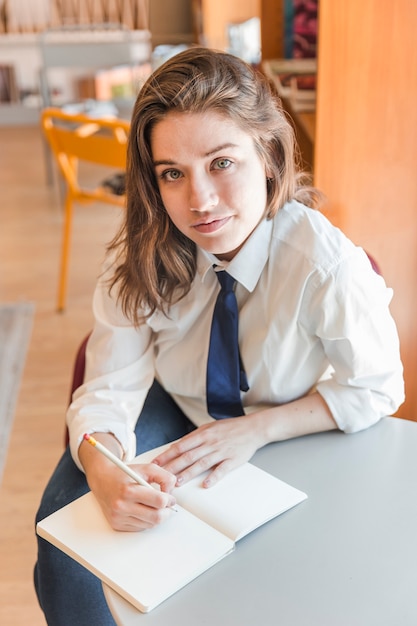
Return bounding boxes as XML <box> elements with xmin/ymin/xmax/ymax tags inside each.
<box><xmin>41</xmin><ymin>107</ymin><xmax>130</xmax><ymax>205</ymax></box>
<box><xmin>366</xmin><ymin>251</ymin><xmax>382</xmax><ymax>276</ymax></box>
<box><xmin>69</xmin><ymin>334</ymin><xmax>90</xmax><ymax>402</ymax></box>
<box><xmin>65</xmin><ymin>332</ymin><xmax>91</xmax><ymax>446</ymax></box>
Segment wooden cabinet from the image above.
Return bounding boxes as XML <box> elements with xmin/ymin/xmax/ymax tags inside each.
<box><xmin>263</xmin><ymin>0</ymin><xmax>417</xmax><ymax>420</ymax></box>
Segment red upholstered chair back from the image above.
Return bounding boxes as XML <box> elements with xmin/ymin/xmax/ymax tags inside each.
<box><xmin>366</xmin><ymin>252</ymin><xmax>382</xmax><ymax>276</ymax></box>
<box><xmin>65</xmin><ymin>333</ymin><xmax>90</xmax><ymax>446</ymax></box>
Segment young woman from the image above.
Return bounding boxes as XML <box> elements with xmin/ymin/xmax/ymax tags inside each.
<box><xmin>35</xmin><ymin>47</ymin><xmax>404</xmax><ymax>625</ymax></box>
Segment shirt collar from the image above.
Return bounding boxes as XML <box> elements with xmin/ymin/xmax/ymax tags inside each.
<box><xmin>197</xmin><ymin>217</ymin><xmax>273</xmax><ymax>292</ymax></box>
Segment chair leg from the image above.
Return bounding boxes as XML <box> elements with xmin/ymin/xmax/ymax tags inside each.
<box><xmin>42</xmin><ymin>136</ymin><xmax>55</xmax><ymax>186</ymax></box>
<box><xmin>57</xmin><ymin>195</ymin><xmax>73</xmax><ymax>312</ymax></box>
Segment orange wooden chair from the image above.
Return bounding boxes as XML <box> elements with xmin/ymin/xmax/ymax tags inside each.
<box><xmin>41</xmin><ymin>107</ymin><xmax>130</xmax><ymax>312</ymax></box>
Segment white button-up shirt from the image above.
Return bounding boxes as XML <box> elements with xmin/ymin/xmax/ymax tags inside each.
<box><xmin>68</xmin><ymin>200</ymin><xmax>404</xmax><ymax>468</ymax></box>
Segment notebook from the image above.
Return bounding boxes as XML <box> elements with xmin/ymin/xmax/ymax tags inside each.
<box><xmin>37</xmin><ymin>445</ymin><xmax>307</xmax><ymax>613</ymax></box>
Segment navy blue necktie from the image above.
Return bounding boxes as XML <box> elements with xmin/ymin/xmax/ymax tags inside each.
<box><xmin>206</xmin><ymin>270</ymin><xmax>249</xmax><ymax>419</ymax></box>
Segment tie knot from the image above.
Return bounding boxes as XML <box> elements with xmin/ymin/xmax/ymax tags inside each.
<box><xmin>216</xmin><ymin>270</ymin><xmax>235</xmax><ymax>293</ymax></box>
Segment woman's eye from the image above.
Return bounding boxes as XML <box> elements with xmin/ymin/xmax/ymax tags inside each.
<box><xmin>161</xmin><ymin>169</ymin><xmax>182</xmax><ymax>181</ymax></box>
<box><xmin>214</xmin><ymin>158</ymin><xmax>232</xmax><ymax>170</ymax></box>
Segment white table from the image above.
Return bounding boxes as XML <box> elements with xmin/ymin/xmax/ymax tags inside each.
<box><xmin>104</xmin><ymin>417</ymin><xmax>417</xmax><ymax>625</ymax></box>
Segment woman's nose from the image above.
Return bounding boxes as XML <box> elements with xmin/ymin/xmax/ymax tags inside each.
<box><xmin>189</xmin><ymin>175</ymin><xmax>218</xmax><ymax>212</ymax></box>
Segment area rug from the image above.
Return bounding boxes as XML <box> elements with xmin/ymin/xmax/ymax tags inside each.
<box><xmin>0</xmin><ymin>301</ymin><xmax>35</xmax><ymax>482</ymax></box>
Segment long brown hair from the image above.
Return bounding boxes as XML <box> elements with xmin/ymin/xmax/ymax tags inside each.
<box><xmin>108</xmin><ymin>47</ymin><xmax>318</xmax><ymax>325</ymax></box>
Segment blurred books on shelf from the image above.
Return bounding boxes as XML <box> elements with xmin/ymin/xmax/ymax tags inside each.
<box><xmin>289</xmin><ymin>72</ymin><xmax>316</xmax><ymax>112</ymax></box>
<box><xmin>77</xmin><ymin>63</ymin><xmax>152</xmax><ymax>102</ymax></box>
<box><xmin>0</xmin><ymin>64</ymin><xmax>18</xmax><ymax>102</ymax></box>
<box><xmin>262</xmin><ymin>58</ymin><xmax>316</xmax><ymax>112</ymax></box>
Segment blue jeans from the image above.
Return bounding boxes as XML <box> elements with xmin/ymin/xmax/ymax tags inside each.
<box><xmin>34</xmin><ymin>380</ymin><xmax>196</xmax><ymax>626</ymax></box>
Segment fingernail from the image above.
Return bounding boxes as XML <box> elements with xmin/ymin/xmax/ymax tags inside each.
<box><xmin>176</xmin><ymin>476</ymin><xmax>183</xmax><ymax>486</ymax></box>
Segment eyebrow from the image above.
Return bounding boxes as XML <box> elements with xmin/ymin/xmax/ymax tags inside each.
<box><xmin>153</xmin><ymin>143</ymin><xmax>239</xmax><ymax>167</ymax></box>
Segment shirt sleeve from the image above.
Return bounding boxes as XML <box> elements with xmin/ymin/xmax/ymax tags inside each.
<box><xmin>67</xmin><ymin>270</ymin><xmax>155</xmax><ymax>471</ymax></box>
<box><xmin>305</xmin><ymin>249</ymin><xmax>404</xmax><ymax>432</ymax></box>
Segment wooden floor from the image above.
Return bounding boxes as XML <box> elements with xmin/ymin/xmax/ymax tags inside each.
<box><xmin>0</xmin><ymin>125</ymin><xmax>122</xmax><ymax>625</ymax></box>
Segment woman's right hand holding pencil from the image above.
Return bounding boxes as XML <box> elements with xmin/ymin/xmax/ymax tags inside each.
<box><xmin>79</xmin><ymin>432</ymin><xmax>177</xmax><ymax>531</ymax></box>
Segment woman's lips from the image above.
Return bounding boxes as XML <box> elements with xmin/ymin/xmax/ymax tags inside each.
<box><xmin>192</xmin><ymin>216</ymin><xmax>231</xmax><ymax>234</ymax></box>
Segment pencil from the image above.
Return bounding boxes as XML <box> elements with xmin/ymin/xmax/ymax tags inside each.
<box><xmin>83</xmin><ymin>433</ymin><xmax>177</xmax><ymax>511</ymax></box>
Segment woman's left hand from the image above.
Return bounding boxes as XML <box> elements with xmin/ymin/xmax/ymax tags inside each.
<box><xmin>152</xmin><ymin>415</ymin><xmax>266</xmax><ymax>488</ymax></box>
<box><xmin>153</xmin><ymin>392</ymin><xmax>337</xmax><ymax>488</ymax></box>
